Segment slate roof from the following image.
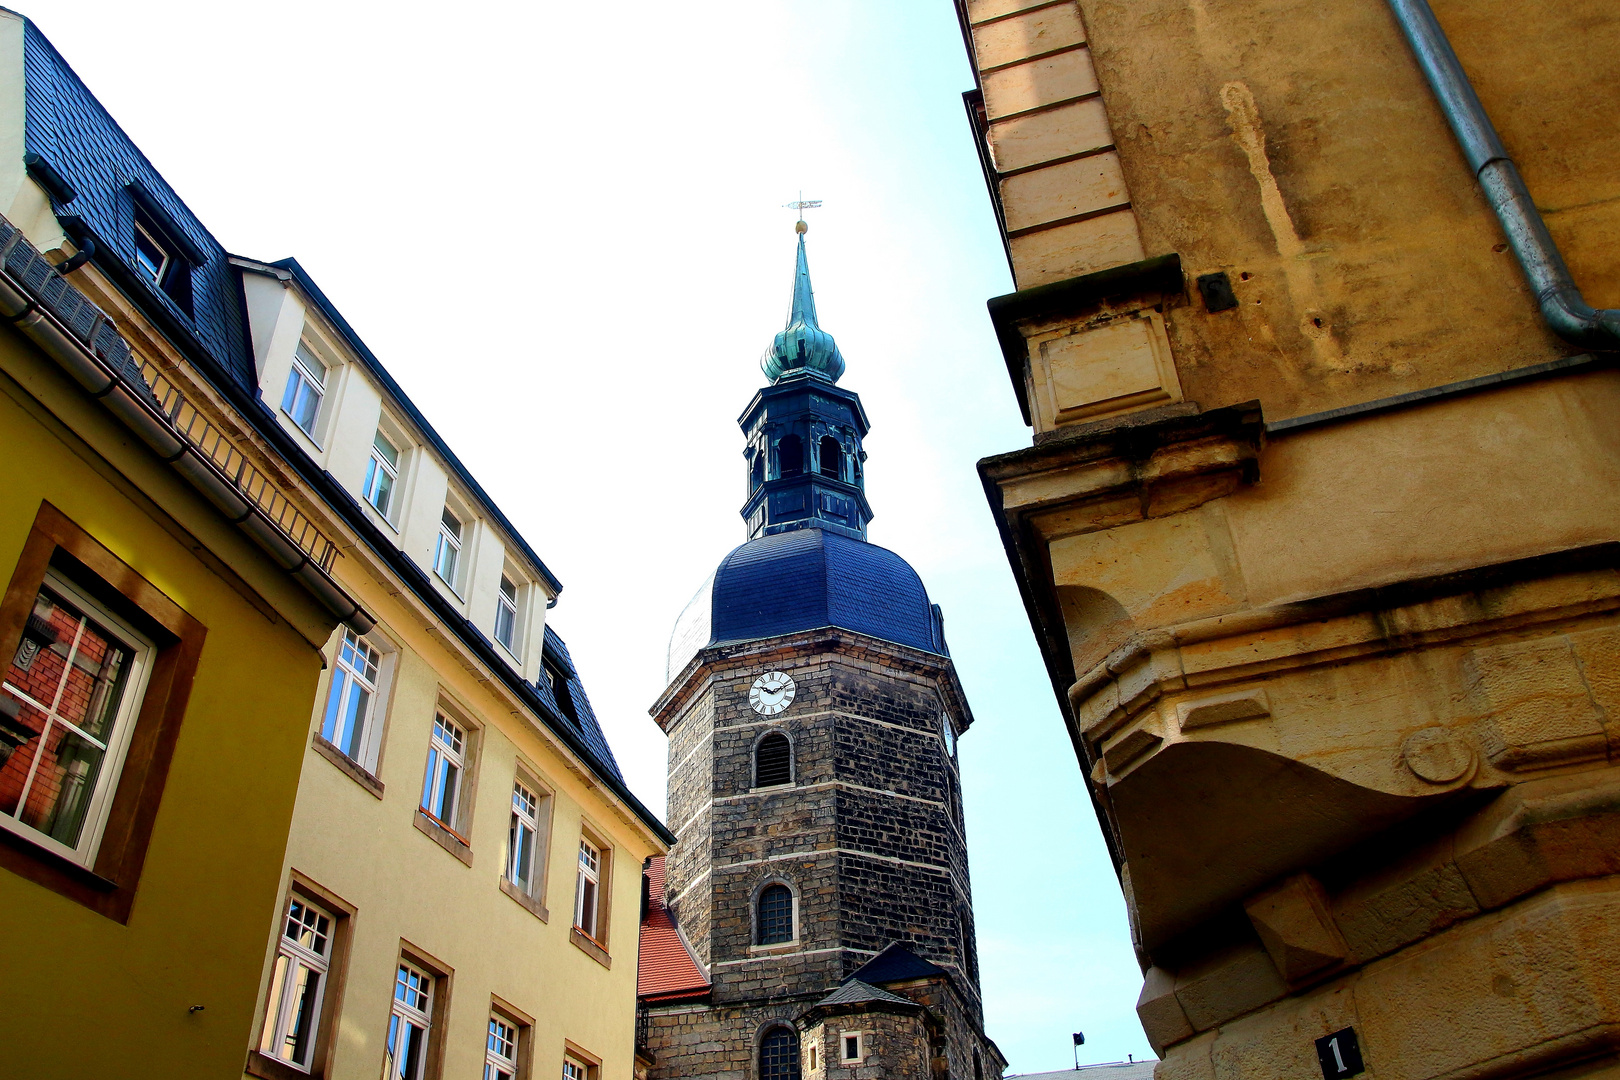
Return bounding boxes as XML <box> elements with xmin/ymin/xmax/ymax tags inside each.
<box><xmin>850</xmin><ymin>942</ymin><xmax>949</xmax><ymax>985</ymax></box>
<box><xmin>637</xmin><ymin>855</ymin><xmax>710</xmax><ymax>1002</ymax></box>
<box><xmin>812</xmin><ymin>978</ymin><xmax>919</xmax><ymax>1011</ymax></box>
<box><xmin>533</xmin><ymin>625</ymin><xmax>621</xmax><ymax>782</ymax></box>
<box><xmin>667</xmin><ymin>528</ymin><xmax>949</xmax><ymax>679</ymax></box>
<box><xmin>18</xmin><ymin>16</ymin><xmax>255</xmax><ymax>392</ymax></box>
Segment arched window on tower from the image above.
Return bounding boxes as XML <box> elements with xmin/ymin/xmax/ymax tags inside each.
<box><xmin>755</xmin><ymin>731</ymin><xmax>792</xmax><ymax>788</ymax></box>
<box><xmin>760</xmin><ymin>1026</ymin><xmax>801</xmax><ymax>1080</ymax></box>
<box><xmin>818</xmin><ymin>435</ymin><xmax>842</xmax><ymax>480</ymax></box>
<box><xmin>750</xmin><ymin>450</ymin><xmax>764</xmax><ymax>493</ymax></box>
<box><xmin>778</xmin><ymin>434</ymin><xmax>803</xmax><ymax>478</ymax></box>
<box><xmin>757</xmin><ymin>883</ymin><xmax>794</xmax><ymax>945</ymax></box>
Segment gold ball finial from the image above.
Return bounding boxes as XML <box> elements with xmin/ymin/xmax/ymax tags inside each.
<box><xmin>795</xmin><ymin>219</ymin><xmax>808</xmax><ymax>235</ymax></box>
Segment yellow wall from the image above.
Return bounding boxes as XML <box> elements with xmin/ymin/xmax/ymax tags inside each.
<box><xmin>0</xmin><ymin>324</ymin><xmax>332</xmax><ymax>1075</ymax></box>
<box><xmin>253</xmin><ymin>563</ymin><xmax>660</xmax><ymax>1080</ymax></box>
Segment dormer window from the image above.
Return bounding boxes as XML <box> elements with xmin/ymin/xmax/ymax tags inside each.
<box><xmin>362</xmin><ymin>431</ymin><xmax>400</xmax><ymax>518</ymax></box>
<box><xmin>433</xmin><ymin>508</ymin><xmax>462</xmax><ymax>588</ymax></box>
<box><xmin>282</xmin><ymin>344</ymin><xmax>327</xmax><ymax>437</ymax></box>
<box><xmin>494</xmin><ymin>576</ymin><xmax>518</xmax><ymax>651</ymax></box>
<box><xmin>131</xmin><ymin>206</ymin><xmax>193</xmax><ymax>315</ymax></box>
<box><xmin>546</xmin><ymin>659</ymin><xmax>578</xmax><ymax>725</ymax></box>
<box><xmin>133</xmin><ymin>218</ymin><xmax>170</xmax><ymax>284</ymax></box>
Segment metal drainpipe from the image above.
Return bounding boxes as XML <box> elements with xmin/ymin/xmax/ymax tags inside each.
<box><xmin>1385</xmin><ymin>0</ymin><xmax>1620</xmax><ymax>351</ymax></box>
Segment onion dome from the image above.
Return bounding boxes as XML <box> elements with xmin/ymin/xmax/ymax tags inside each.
<box><xmin>760</xmin><ymin>230</ymin><xmax>845</xmax><ymax>383</ymax></box>
<box><xmin>666</xmin><ymin>528</ymin><xmax>948</xmax><ymax>680</ymax></box>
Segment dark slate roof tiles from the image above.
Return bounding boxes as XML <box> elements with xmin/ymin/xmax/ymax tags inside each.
<box><xmin>535</xmin><ymin>625</ymin><xmax>622</xmax><ymax>782</ymax></box>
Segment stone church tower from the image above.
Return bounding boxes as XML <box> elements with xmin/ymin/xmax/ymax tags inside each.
<box><xmin>636</xmin><ymin>226</ymin><xmax>1006</xmax><ymax>1080</ymax></box>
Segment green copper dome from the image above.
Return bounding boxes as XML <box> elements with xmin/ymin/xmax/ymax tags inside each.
<box><xmin>761</xmin><ymin>232</ymin><xmax>845</xmax><ymax>383</ymax></box>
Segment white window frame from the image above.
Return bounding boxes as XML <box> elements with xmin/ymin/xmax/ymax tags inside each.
<box><xmin>485</xmin><ymin>1014</ymin><xmax>519</xmax><ymax>1080</ymax></box>
<box><xmin>282</xmin><ymin>343</ymin><xmax>328</xmax><ymax>437</ymax></box>
<box><xmin>257</xmin><ymin>894</ymin><xmax>335</xmax><ymax>1072</ymax></box>
<box><xmin>494</xmin><ymin>575</ymin><xmax>519</xmax><ymax>653</ymax></box>
<box><xmin>385</xmin><ymin>961</ymin><xmax>434</xmax><ymax>1080</ymax></box>
<box><xmin>320</xmin><ymin>628</ymin><xmax>384</xmax><ymax>769</ymax></box>
<box><xmin>0</xmin><ymin>570</ymin><xmax>155</xmax><ymax>867</ymax></box>
<box><xmin>563</xmin><ymin>1058</ymin><xmax>588</xmax><ymax>1080</ymax></box>
<box><xmin>433</xmin><ymin>507</ymin><xmax>463</xmax><ymax>590</ymax></box>
<box><xmin>507</xmin><ymin>778</ymin><xmax>544</xmax><ymax>895</ymax></box>
<box><xmin>133</xmin><ymin>217</ymin><xmax>171</xmax><ymax>284</ymax></box>
<box><xmin>362</xmin><ymin>430</ymin><xmax>401</xmax><ymax>520</ymax></box>
<box><xmin>574</xmin><ymin>836</ymin><xmax>602</xmax><ymax>939</ymax></box>
<box><xmin>420</xmin><ymin>713</ymin><xmax>467</xmax><ymax>830</ymax></box>
<box><xmin>840</xmin><ymin>1031</ymin><xmax>865</xmax><ymax>1064</ymax></box>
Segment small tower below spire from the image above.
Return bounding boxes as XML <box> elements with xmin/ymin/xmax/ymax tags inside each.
<box><xmin>740</xmin><ymin>229</ymin><xmax>871</xmax><ymax>541</ymax></box>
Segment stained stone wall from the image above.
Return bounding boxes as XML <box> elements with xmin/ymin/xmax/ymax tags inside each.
<box><xmin>648</xmin><ymin>628</ymin><xmax>997</xmax><ymax>1078</ymax></box>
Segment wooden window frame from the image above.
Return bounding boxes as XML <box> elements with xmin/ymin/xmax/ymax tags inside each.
<box><xmin>0</xmin><ymin>501</ymin><xmax>205</xmax><ymax>923</ymax></box>
<box><xmin>487</xmin><ymin>996</ymin><xmax>535</xmax><ymax>1080</ymax></box>
<box><xmin>569</xmin><ymin>822</ymin><xmax>613</xmax><ymax>967</ymax></box>
<box><xmin>563</xmin><ymin>1041</ymin><xmax>601</xmax><ymax>1080</ymax></box>
<box><xmin>388</xmin><ymin>942</ymin><xmax>453</xmax><ymax>1080</ymax></box>
<box><xmin>501</xmin><ymin>769</ymin><xmax>552</xmax><ymax>921</ymax></box>
<box><xmin>281</xmin><ymin>343</ymin><xmax>328</xmax><ymax>439</ymax></box>
<box><xmin>361</xmin><ymin>430</ymin><xmax>401</xmax><ymax>520</ymax></box>
<box><xmin>246</xmin><ymin>873</ymin><xmax>356</xmax><ymax>1080</ymax></box>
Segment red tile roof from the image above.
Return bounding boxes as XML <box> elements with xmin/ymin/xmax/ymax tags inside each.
<box><xmin>638</xmin><ymin>855</ymin><xmax>711</xmax><ymax>1003</ymax></box>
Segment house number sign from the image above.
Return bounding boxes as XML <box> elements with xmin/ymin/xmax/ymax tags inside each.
<box><xmin>1315</xmin><ymin>1027</ymin><xmax>1365</xmax><ymax>1080</ymax></box>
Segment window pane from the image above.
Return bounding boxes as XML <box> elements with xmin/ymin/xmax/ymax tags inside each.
<box><xmin>295</xmin><ymin>345</ymin><xmax>328</xmax><ymax>386</ymax></box>
<box><xmin>134</xmin><ymin>224</ymin><xmax>167</xmax><ymax>283</ymax></box>
<box><xmin>374</xmin><ymin>430</ymin><xmax>400</xmax><ymax>468</ymax></box>
<box><xmin>440</xmin><ymin>507</ymin><xmax>461</xmax><ymax>538</ymax></box>
<box><xmin>1</xmin><ymin>585</ymin><xmax>136</xmax><ymax>851</ymax></box>
<box><xmin>757</xmin><ymin>884</ymin><xmax>793</xmax><ymax>945</ymax></box>
<box><xmin>280</xmin><ymin>962</ymin><xmax>322</xmax><ymax>1065</ymax></box>
<box><xmin>761</xmin><ymin>1028</ymin><xmax>800</xmax><ymax>1080</ymax></box>
<box><xmin>509</xmin><ymin>817</ymin><xmax>534</xmax><ymax>887</ymax></box>
<box><xmin>494</xmin><ymin>600</ymin><xmax>515</xmax><ymax>649</ymax></box>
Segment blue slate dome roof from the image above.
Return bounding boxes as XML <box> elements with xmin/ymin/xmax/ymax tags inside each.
<box><xmin>667</xmin><ymin>529</ymin><xmax>948</xmax><ymax>680</ymax></box>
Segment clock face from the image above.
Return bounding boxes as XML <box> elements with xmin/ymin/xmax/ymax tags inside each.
<box><xmin>749</xmin><ymin>671</ymin><xmax>797</xmax><ymax>716</ymax></box>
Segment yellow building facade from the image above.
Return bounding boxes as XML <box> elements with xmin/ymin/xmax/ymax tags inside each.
<box><xmin>956</xmin><ymin>1</ymin><xmax>1620</xmax><ymax>1079</ymax></box>
<box><xmin>0</xmin><ymin>11</ymin><xmax>366</xmax><ymax>1077</ymax></box>
<box><xmin>0</xmin><ymin>11</ymin><xmax>670</xmax><ymax>1078</ymax></box>
<box><xmin>234</xmin><ymin>260</ymin><xmax>671</xmax><ymax>1080</ymax></box>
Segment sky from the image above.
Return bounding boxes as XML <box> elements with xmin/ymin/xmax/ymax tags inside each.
<box><xmin>20</xmin><ymin>0</ymin><xmax>1154</xmax><ymax>1070</ymax></box>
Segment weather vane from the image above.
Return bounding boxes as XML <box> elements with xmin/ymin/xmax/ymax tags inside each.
<box><xmin>784</xmin><ymin>191</ymin><xmax>822</xmax><ymax>234</ymax></box>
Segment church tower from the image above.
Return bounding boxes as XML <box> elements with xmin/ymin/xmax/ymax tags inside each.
<box><xmin>637</xmin><ymin>225</ymin><xmax>1005</xmax><ymax>1080</ymax></box>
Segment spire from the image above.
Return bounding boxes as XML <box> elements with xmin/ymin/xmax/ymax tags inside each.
<box><xmin>761</xmin><ymin>227</ymin><xmax>846</xmax><ymax>383</ymax></box>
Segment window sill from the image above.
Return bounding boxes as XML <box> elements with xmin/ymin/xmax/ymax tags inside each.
<box><xmin>749</xmin><ymin>782</ymin><xmax>796</xmax><ymax>794</ymax></box>
<box><xmin>570</xmin><ymin>926</ymin><xmax>612</xmax><ymax>969</ymax></box>
<box><xmin>361</xmin><ymin>500</ymin><xmax>399</xmax><ymax>536</ymax></box>
<box><xmin>432</xmin><ymin>570</ymin><xmax>465</xmax><ymax>602</ymax></box>
<box><xmin>246</xmin><ymin>1050</ymin><xmax>321</xmax><ymax>1080</ymax></box>
<box><xmin>312</xmin><ymin>736</ymin><xmax>385</xmax><ymax>800</ymax></box>
<box><xmin>414</xmin><ymin>810</ymin><xmax>473</xmax><ymax>867</ymax></box>
<box><xmin>748</xmin><ymin>940</ymin><xmax>802</xmax><ymax>956</ymax></box>
<box><xmin>279</xmin><ymin>409</ymin><xmax>325</xmax><ymax>452</ymax></box>
<box><xmin>500</xmin><ymin>876</ymin><xmax>549</xmax><ymax>922</ymax></box>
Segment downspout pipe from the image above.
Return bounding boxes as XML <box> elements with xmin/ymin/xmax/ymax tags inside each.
<box><xmin>1386</xmin><ymin>0</ymin><xmax>1620</xmax><ymax>351</ymax></box>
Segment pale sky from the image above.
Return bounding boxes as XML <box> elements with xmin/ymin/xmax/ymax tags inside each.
<box><xmin>21</xmin><ymin>1</ymin><xmax>1154</xmax><ymax>1070</ymax></box>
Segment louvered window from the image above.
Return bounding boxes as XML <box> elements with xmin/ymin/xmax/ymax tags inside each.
<box><xmin>757</xmin><ymin>883</ymin><xmax>794</xmax><ymax>945</ymax></box>
<box><xmin>754</xmin><ymin>732</ymin><xmax>791</xmax><ymax>787</ymax></box>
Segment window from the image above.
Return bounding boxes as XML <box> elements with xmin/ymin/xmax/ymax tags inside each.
<box><xmin>942</xmin><ymin>712</ymin><xmax>957</xmax><ymax>757</ymax></box>
<box><xmin>321</xmin><ymin>629</ymin><xmax>381</xmax><ymax>766</ymax></box>
<box><xmin>807</xmin><ymin>1042</ymin><xmax>819</xmax><ymax>1072</ymax></box>
<box><xmin>433</xmin><ymin>508</ymin><xmax>462</xmax><ymax>587</ymax></box>
<box><xmin>750</xmin><ymin>451</ymin><xmax>764</xmax><ymax>492</ymax></box>
<box><xmin>507</xmin><ymin>780</ymin><xmax>541</xmax><ymax>894</ymax></box>
<box><xmin>420</xmin><ymin>714</ymin><xmax>465</xmax><ymax>829</ymax></box>
<box><xmin>757</xmin><ymin>883</ymin><xmax>794</xmax><ymax>945</ymax></box>
<box><xmin>563</xmin><ymin>1059</ymin><xmax>588</xmax><ymax>1080</ymax></box>
<box><xmin>545</xmin><ymin>659</ymin><xmax>578</xmax><ymax>725</ymax></box>
<box><xmin>485</xmin><ymin>1015</ymin><xmax>519</xmax><ymax>1080</ymax></box>
<box><xmin>777</xmin><ymin>434</ymin><xmax>803</xmax><ymax>478</ymax></box>
<box><xmin>133</xmin><ymin>216</ymin><xmax>170</xmax><ymax>284</ymax></box>
<box><xmin>974</xmin><ymin>1049</ymin><xmax>984</xmax><ymax>1080</ymax></box>
<box><xmin>0</xmin><ymin>503</ymin><xmax>205</xmax><ymax>922</ymax></box>
<box><xmin>495</xmin><ymin>576</ymin><xmax>518</xmax><ymax>652</ymax></box>
<box><xmin>574</xmin><ymin>837</ymin><xmax>602</xmax><ymax>938</ymax></box>
<box><xmin>818</xmin><ymin>435</ymin><xmax>841</xmax><ymax>479</ymax></box>
<box><xmin>761</xmin><ymin>1027</ymin><xmax>801</xmax><ymax>1080</ymax></box>
<box><xmin>840</xmin><ymin>1032</ymin><xmax>864</xmax><ymax>1064</ymax></box>
<box><xmin>385</xmin><ymin>962</ymin><xmax>433</xmax><ymax>1080</ymax></box>
<box><xmin>282</xmin><ymin>344</ymin><xmax>327</xmax><ymax>436</ymax></box>
<box><xmin>257</xmin><ymin>896</ymin><xmax>334</xmax><ymax>1072</ymax></box>
<box><xmin>363</xmin><ymin>431</ymin><xmax>401</xmax><ymax>519</ymax></box>
<box><xmin>754</xmin><ymin>731</ymin><xmax>792</xmax><ymax>788</ymax></box>
<box><xmin>1</xmin><ymin>572</ymin><xmax>153</xmax><ymax>867</ymax></box>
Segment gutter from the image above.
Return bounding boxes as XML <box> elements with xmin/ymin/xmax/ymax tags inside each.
<box><xmin>0</xmin><ymin>215</ymin><xmax>372</xmax><ymax>635</ymax></box>
<box><xmin>1386</xmin><ymin>0</ymin><xmax>1620</xmax><ymax>350</ymax></box>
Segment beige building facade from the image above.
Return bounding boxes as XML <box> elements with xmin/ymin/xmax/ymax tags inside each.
<box><xmin>235</xmin><ymin>261</ymin><xmax>672</xmax><ymax>1080</ymax></box>
<box><xmin>955</xmin><ymin>1</ymin><xmax>1620</xmax><ymax>1080</ymax></box>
